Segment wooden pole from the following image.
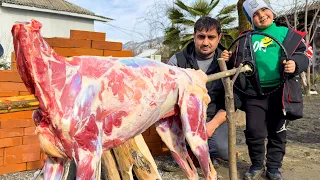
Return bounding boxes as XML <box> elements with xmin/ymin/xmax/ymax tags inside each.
<box><xmin>101</xmin><ymin>150</ymin><xmax>121</xmax><ymax>180</ymax></box>
<box><xmin>218</xmin><ymin>59</ymin><xmax>238</xmax><ymax>180</ymax></box>
<box><xmin>207</xmin><ymin>64</ymin><xmax>251</xmax><ymax>82</ymax></box>
<box><xmin>112</xmin><ymin>135</ymin><xmax>162</xmax><ymax>180</ymax></box>
<box><xmin>0</xmin><ymin>94</ymin><xmax>39</xmax><ymax>114</ymax></box>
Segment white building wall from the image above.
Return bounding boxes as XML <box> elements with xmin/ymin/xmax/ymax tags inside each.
<box><xmin>0</xmin><ymin>6</ymin><xmax>95</xmax><ymax>66</ymax></box>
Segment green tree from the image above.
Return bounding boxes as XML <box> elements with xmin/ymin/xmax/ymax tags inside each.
<box><xmin>163</xmin><ymin>0</ymin><xmax>237</xmax><ymax>56</ymax></box>
<box><xmin>0</xmin><ymin>61</ymin><xmax>10</xmax><ymax>70</ymax></box>
<box><xmin>237</xmin><ymin>0</ymin><xmax>252</xmax><ymax>33</ymax></box>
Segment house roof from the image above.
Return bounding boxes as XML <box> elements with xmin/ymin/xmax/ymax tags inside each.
<box><xmin>135</xmin><ymin>49</ymin><xmax>159</xmax><ymax>58</ymax></box>
<box><xmin>0</xmin><ymin>0</ymin><xmax>112</xmax><ymax>22</ymax></box>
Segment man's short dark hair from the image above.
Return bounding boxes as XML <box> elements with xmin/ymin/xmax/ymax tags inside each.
<box><xmin>194</xmin><ymin>16</ymin><xmax>221</xmax><ymax>35</ymax></box>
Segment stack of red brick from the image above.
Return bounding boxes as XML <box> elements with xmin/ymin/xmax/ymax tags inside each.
<box><xmin>45</xmin><ymin>30</ymin><xmax>132</xmax><ymax>57</ymax></box>
<box><xmin>0</xmin><ymin>30</ymin><xmax>169</xmax><ymax>175</ymax></box>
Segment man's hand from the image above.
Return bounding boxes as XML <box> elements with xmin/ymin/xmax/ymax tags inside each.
<box><xmin>283</xmin><ymin>60</ymin><xmax>296</xmax><ymax>73</ymax></box>
<box><xmin>220</xmin><ymin>50</ymin><xmax>232</xmax><ymax>62</ymax></box>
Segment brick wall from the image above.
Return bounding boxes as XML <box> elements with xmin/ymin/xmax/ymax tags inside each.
<box><xmin>0</xmin><ymin>30</ymin><xmax>168</xmax><ymax>175</ymax></box>
<box><xmin>0</xmin><ymin>72</ymin><xmax>45</xmax><ymax>174</ymax></box>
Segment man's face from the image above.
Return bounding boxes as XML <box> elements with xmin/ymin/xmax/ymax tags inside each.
<box><xmin>194</xmin><ymin>28</ymin><xmax>221</xmax><ymax>59</ymax></box>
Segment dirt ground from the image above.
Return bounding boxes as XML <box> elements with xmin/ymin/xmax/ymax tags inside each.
<box><xmin>156</xmin><ymin>93</ymin><xmax>320</xmax><ymax>180</ymax></box>
<box><xmin>0</xmin><ymin>94</ymin><xmax>319</xmax><ymax>180</ymax></box>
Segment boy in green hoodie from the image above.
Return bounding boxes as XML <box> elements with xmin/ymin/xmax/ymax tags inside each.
<box><xmin>221</xmin><ymin>0</ymin><xmax>310</xmax><ymax>179</ymax></box>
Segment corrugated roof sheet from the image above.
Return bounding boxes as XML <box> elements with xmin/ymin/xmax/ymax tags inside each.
<box><xmin>0</xmin><ymin>0</ymin><xmax>112</xmax><ymax>21</ymax></box>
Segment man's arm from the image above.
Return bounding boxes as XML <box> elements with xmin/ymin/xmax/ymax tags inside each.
<box><xmin>206</xmin><ymin>109</ymin><xmax>227</xmax><ymax>137</ymax></box>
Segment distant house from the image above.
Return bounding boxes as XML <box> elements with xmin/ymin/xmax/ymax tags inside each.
<box><xmin>0</xmin><ymin>0</ymin><xmax>111</xmax><ymax>62</ymax></box>
<box><xmin>135</xmin><ymin>49</ymin><xmax>159</xmax><ymax>58</ymax></box>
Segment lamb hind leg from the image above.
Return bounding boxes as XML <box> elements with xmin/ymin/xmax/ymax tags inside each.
<box><xmin>155</xmin><ymin>115</ymin><xmax>198</xmax><ymax>180</ymax></box>
<box><xmin>43</xmin><ymin>157</ymin><xmax>67</xmax><ymax>180</ymax></box>
<box><xmin>179</xmin><ymin>92</ymin><xmax>217</xmax><ymax>180</ymax></box>
<box><xmin>73</xmin><ymin>147</ymin><xmax>102</xmax><ymax>180</ymax></box>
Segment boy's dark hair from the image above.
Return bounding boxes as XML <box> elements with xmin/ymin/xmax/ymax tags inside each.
<box><xmin>194</xmin><ymin>16</ymin><xmax>221</xmax><ymax>35</ymax></box>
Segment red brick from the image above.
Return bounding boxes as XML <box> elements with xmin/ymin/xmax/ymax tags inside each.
<box><xmin>161</xmin><ymin>142</ymin><xmax>169</xmax><ymax>152</ymax></box>
<box><xmin>4</xmin><ymin>152</ymin><xmax>40</xmax><ymax>164</ymax></box>
<box><xmin>70</xmin><ymin>30</ymin><xmax>106</xmax><ymax>41</ymax></box>
<box><xmin>0</xmin><ymin>157</ymin><xmax>3</xmax><ymax>166</ymax></box>
<box><xmin>143</xmin><ymin>135</ymin><xmax>162</xmax><ymax>143</ymax></box>
<box><xmin>5</xmin><ymin>144</ymin><xmax>40</xmax><ymax>155</ymax></box>
<box><xmin>23</xmin><ymin>135</ymin><xmax>39</xmax><ymax>145</ymax></box>
<box><xmin>53</xmin><ymin>47</ymin><xmax>103</xmax><ymax>57</ymax></box>
<box><xmin>146</xmin><ymin>142</ymin><xmax>161</xmax><ymax>149</ymax></box>
<box><xmin>150</xmin><ymin>149</ymin><xmax>169</xmax><ymax>156</ymax></box>
<box><xmin>19</xmin><ymin>91</ymin><xmax>31</xmax><ymax>96</ymax></box>
<box><xmin>142</xmin><ymin>128</ymin><xmax>150</xmax><ymax>136</ymax></box>
<box><xmin>0</xmin><ymin>137</ymin><xmax>22</xmax><ymax>148</ymax></box>
<box><xmin>44</xmin><ymin>38</ymin><xmax>92</xmax><ymax>48</ymax></box>
<box><xmin>162</xmin><ymin>147</ymin><xmax>169</xmax><ymax>152</ymax></box>
<box><xmin>0</xmin><ymin>71</ymin><xmax>23</xmax><ymax>82</ymax></box>
<box><xmin>0</xmin><ymin>82</ymin><xmax>28</xmax><ymax>92</ymax></box>
<box><xmin>92</xmin><ymin>41</ymin><xmax>122</xmax><ymax>50</ymax></box>
<box><xmin>0</xmin><ymin>163</ymin><xmax>26</xmax><ymax>175</ymax></box>
<box><xmin>41</xmin><ymin>152</ymin><xmax>47</xmax><ymax>160</ymax></box>
<box><xmin>24</xmin><ymin>127</ymin><xmax>36</xmax><ymax>136</ymax></box>
<box><xmin>0</xmin><ymin>118</ymin><xmax>34</xmax><ymax>129</ymax></box>
<box><xmin>149</xmin><ymin>125</ymin><xmax>158</xmax><ymax>135</ymax></box>
<box><xmin>11</xmin><ymin>52</ymin><xmax>16</xmax><ymax>63</ymax></box>
<box><xmin>0</xmin><ymin>148</ymin><xmax>3</xmax><ymax>157</ymax></box>
<box><xmin>11</xmin><ymin>63</ymin><xmax>18</xmax><ymax>72</ymax></box>
<box><xmin>27</xmin><ymin>160</ymin><xmax>44</xmax><ymax>170</ymax></box>
<box><xmin>0</xmin><ymin>128</ymin><xmax>24</xmax><ymax>138</ymax></box>
<box><xmin>0</xmin><ymin>91</ymin><xmax>19</xmax><ymax>97</ymax></box>
<box><xmin>103</xmin><ymin>50</ymin><xmax>132</xmax><ymax>57</ymax></box>
<box><xmin>0</xmin><ymin>111</ymin><xmax>33</xmax><ymax>120</ymax></box>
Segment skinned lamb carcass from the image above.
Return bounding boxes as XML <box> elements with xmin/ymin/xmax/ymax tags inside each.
<box><xmin>12</xmin><ymin>19</ymin><xmax>217</xmax><ymax>180</ymax></box>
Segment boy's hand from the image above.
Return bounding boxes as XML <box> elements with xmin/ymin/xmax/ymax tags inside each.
<box><xmin>220</xmin><ymin>50</ymin><xmax>232</xmax><ymax>62</ymax></box>
<box><xmin>283</xmin><ymin>60</ymin><xmax>296</xmax><ymax>73</ymax></box>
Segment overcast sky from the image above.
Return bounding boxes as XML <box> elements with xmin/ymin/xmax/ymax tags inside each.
<box><xmin>66</xmin><ymin>0</ymin><xmax>304</xmax><ymax>44</ymax></box>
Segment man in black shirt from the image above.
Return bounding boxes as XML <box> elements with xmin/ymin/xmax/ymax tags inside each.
<box><xmin>168</xmin><ymin>16</ymin><xmax>236</xmax><ymax>164</ymax></box>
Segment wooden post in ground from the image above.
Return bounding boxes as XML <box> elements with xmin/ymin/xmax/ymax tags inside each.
<box><xmin>112</xmin><ymin>134</ymin><xmax>162</xmax><ymax>180</ymax></box>
<box><xmin>101</xmin><ymin>150</ymin><xmax>121</xmax><ymax>180</ymax></box>
<box><xmin>217</xmin><ymin>59</ymin><xmax>240</xmax><ymax>180</ymax></box>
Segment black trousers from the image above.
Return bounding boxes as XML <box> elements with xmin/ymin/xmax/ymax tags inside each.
<box><xmin>243</xmin><ymin>89</ymin><xmax>287</xmax><ymax>169</ymax></box>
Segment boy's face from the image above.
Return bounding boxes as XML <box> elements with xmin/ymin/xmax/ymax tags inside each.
<box><xmin>252</xmin><ymin>8</ymin><xmax>274</xmax><ymax>29</ymax></box>
<box><xmin>193</xmin><ymin>28</ymin><xmax>221</xmax><ymax>59</ymax></box>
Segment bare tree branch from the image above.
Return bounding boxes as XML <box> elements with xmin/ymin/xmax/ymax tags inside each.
<box><xmin>284</xmin><ymin>15</ymin><xmax>293</xmax><ymax>28</ymax></box>
<box><xmin>308</xmin><ymin>9</ymin><xmax>320</xmax><ymax>42</ymax></box>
